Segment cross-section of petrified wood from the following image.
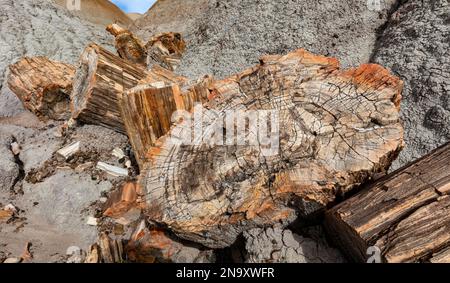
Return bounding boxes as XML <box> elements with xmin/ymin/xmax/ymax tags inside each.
<box><xmin>119</xmin><ymin>76</ymin><xmax>212</xmax><ymax>170</ymax></box>
<box><xmin>106</xmin><ymin>23</ymin><xmax>147</xmax><ymax>67</ymax></box>
<box><xmin>324</xmin><ymin>142</ymin><xmax>450</xmax><ymax>263</ymax></box>
<box><xmin>70</xmin><ymin>43</ymin><xmax>148</xmax><ymax>133</ymax></box>
<box><xmin>139</xmin><ymin>49</ymin><xmax>404</xmax><ymax>248</ymax></box>
<box><xmin>7</xmin><ymin>57</ymin><xmax>75</xmax><ymax>120</ymax></box>
<box><xmin>146</xmin><ymin>32</ymin><xmax>186</xmax><ymax>71</ymax></box>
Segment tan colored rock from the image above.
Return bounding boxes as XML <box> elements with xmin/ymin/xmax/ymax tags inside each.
<box><xmin>139</xmin><ymin>49</ymin><xmax>404</xmax><ymax>248</ymax></box>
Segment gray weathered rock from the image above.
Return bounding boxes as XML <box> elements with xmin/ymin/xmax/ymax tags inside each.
<box><xmin>372</xmin><ymin>0</ymin><xmax>450</xmax><ymax>169</ymax></box>
<box><xmin>244</xmin><ymin>225</ymin><xmax>345</xmax><ymax>263</ymax></box>
<box><xmin>133</xmin><ymin>0</ymin><xmax>397</xmax><ymax>80</ymax></box>
<box><xmin>0</xmin><ymin>0</ymin><xmax>113</xmax><ymax>117</ymax></box>
<box><xmin>0</xmin><ymin>133</ymin><xmax>19</xmax><ymax>192</ymax></box>
<box><xmin>0</xmin><ymin>171</ymin><xmax>112</xmax><ymax>262</ymax></box>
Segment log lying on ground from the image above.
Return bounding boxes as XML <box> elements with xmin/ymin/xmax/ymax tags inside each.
<box><xmin>119</xmin><ymin>76</ymin><xmax>213</xmax><ymax>169</ymax></box>
<box><xmin>324</xmin><ymin>142</ymin><xmax>450</xmax><ymax>263</ymax></box>
<box><xmin>146</xmin><ymin>32</ymin><xmax>186</xmax><ymax>71</ymax></box>
<box><xmin>138</xmin><ymin>49</ymin><xmax>404</xmax><ymax>248</ymax></box>
<box><xmin>139</xmin><ymin>65</ymin><xmax>189</xmax><ymax>86</ymax></box>
<box><xmin>7</xmin><ymin>57</ymin><xmax>75</xmax><ymax>120</ymax></box>
<box><xmin>70</xmin><ymin>43</ymin><xmax>148</xmax><ymax>133</ymax></box>
<box><xmin>106</xmin><ymin>24</ymin><xmax>147</xmax><ymax>67</ymax></box>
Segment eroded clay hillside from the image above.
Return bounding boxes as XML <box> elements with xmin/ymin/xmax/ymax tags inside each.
<box><xmin>53</xmin><ymin>0</ymin><xmax>132</xmax><ymax>26</ymax></box>
<box><xmin>133</xmin><ymin>0</ymin><xmax>450</xmax><ymax>169</ymax></box>
<box><xmin>0</xmin><ymin>0</ymin><xmax>114</xmax><ymax>117</ymax></box>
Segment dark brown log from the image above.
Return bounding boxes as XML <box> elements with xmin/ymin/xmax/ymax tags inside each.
<box><xmin>325</xmin><ymin>142</ymin><xmax>450</xmax><ymax>263</ymax></box>
<box><xmin>119</xmin><ymin>76</ymin><xmax>212</xmax><ymax>169</ymax></box>
<box><xmin>145</xmin><ymin>32</ymin><xmax>186</xmax><ymax>71</ymax></box>
<box><xmin>70</xmin><ymin>43</ymin><xmax>148</xmax><ymax>133</ymax></box>
<box><xmin>7</xmin><ymin>57</ymin><xmax>75</xmax><ymax>120</ymax></box>
<box><xmin>106</xmin><ymin>23</ymin><xmax>147</xmax><ymax>66</ymax></box>
<box><xmin>138</xmin><ymin>49</ymin><xmax>404</xmax><ymax>248</ymax></box>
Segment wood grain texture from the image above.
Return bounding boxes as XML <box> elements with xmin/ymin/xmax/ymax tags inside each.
<box><xmin>146</xmin><ymin>32</ymin><xmax>186</xmax><ymax>71</ymax></box>
<box><xmin>325</xmin><ymin>142</ymin><xmax>450</xmax><ymax>262</ymax></box>
<box><xmin>106</xmin><ymin>23</ymin><xmax>147</xmax><ymax>67</ymax></box>
<box><xmin>138</xmin><ymin>49</ymin><xmax>404</xmax><ymax>248</ymax></box>
<box><xmin>70</xmin><ymin>43</ymin><xmax>147</xmax><ymax>133</ymax></box>
<box><xmin>8</xmin><ymin>57</ymin><xmax>75</xmax><ymax>120</ymax></box>
<box><xmin>120</xmin><ymin>76</ymin><xmax>212</xmax><ymax>170</ymax></box>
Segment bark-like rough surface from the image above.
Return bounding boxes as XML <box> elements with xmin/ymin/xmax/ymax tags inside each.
<box><xmin>133</xmin><ymin>0</ymin><xmax>397</xmax><ymax>80</ymax></box>
<box><xmin>244</xmin><ymin>225</ymin><xmax>345</xmax><ymax>263</ymax></box>
<box><xmin>372</xmin><ymin>0</ymin><xmax>450</xmax><ymax>169</ymax></box>
<box><xmin>106</xmin><ymin>24</ymin><xmax>147</xmax><ymax>67</ymax></box>
<box><xmin>8</xmin><ymin>57</ymin><xmax>75</xmax><ymax>120</ymax></box>
<box><xmin>0</xmin><ymin>0</ymin><xmax>113</xmax><ymax>117</ymax></box>
<box><xmin>325</xmin><ymin>142</ymin><xmax>450</xmax><ymax>263</ymax></box>
<box><xmin>141</xmin><ymin>49</ymin><xmax>404</xmax><ymax>248</ymax></box>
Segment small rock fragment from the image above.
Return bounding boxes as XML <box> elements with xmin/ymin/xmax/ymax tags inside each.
<box><xmin>66</xmin><ymin>246</ymin><xmax>82</xmax><ymax>256</ymax></box>
<box><xmin>114</xmin><ymin>207</ymin><xmax>141</xmax><ymax>226</ymax></box>
<box><xmin>4</xmin><ymin>204</ymin><xmax>17</xmax><ymax>213</ymax></box>
<box><xmin>74</xmin><ymin>162</ymin><xmax>93</xmax><ymax>173</ymax></box>
<box><xmin>112</xmin><ymin>148</ymin><xmax>125</xmax><ymax>160</ymax></box>
<box><xmin>66</xmin><ymin>246</ymin><xmax>85</xmax><ymax>263</ymax></box>
<box><xmin>56</xmin><ymin>141</ymin><xmax>81</xmax><ymax>161</ymax></box>
<box><xmin>86</xmin><ymin>216</ymin><xmax>98</xmax><ymax>226</ymax></box>
<box><xmin>10</xmin><ymin>142</ymin><xmax>20</xmax><ymax>155</ymax></box>
<box><xmin>96</xmin><ymin>162</ymin><xmax>128</xmax><ymax>177</ymax></box>
<box><xmin>3</xmin><ymin>258</ymin><xmax>21</xmax><ymax>264</ymax></box>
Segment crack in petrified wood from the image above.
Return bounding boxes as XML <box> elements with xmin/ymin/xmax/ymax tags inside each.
<box><xmin>139</xmin><ymin>49</ymin><xmax>404</xmax><ymax>248</ymax></box>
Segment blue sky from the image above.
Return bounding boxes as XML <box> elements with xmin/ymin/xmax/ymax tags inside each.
<box><xmin>110</xmin><ymin>0</ymin><xmax>157</xmax><ymax>14</ymax></box>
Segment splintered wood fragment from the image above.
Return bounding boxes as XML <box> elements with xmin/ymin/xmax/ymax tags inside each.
<box><xmin>84</xmin><ymin>244</ymin><xmax>100</xmax><ymax>263</ymax></box>
<box><xmin>324</xmin><ymin>142</ymin><xmax>450</xmax><ymax>263</ymax></box>
<box><xmin>139</xmin><ymin>49</ymin><xmax>404</xmax><ymax>248</ymax></box>
<box><xmin>146</xmin><ymin>32</ymin><xmax>186</xmax><ymax>71</ymax></box>
<box><xmin>70</xmin><ymin>43</ymin><xmax>148</xmax><ymax>133</ymax></box>
<box><xmin>106</xmin><ymin>23</ymin><xmax>147</xmax><ymax>66</ymax></box>
<box><xmin>56</xmin><ymin>141</ymin><xmax>80</xmax><ymax>160</ymax></box>
<box><xmin>96</xmin><ymin>162</ymin><xmax>129</xmax><ymax>177</ymax></box>
<box><xmin>98</xmin><ymin>233</ymin><xmax>114</xmax><ymax>263</ymax></box>
<box><xmin>119</xmin><ymin>77</ymin><xmax>211</xmax><ymax>169</ymax></box>
<box><xmin>7</xmin><ymin>57</ymin><xmax>75</xmax><ymax>120</ymax></box>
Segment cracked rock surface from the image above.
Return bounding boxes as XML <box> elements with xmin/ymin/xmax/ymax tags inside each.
<box><xmin>0</xmin><ymin>0</ymin><xmax>113</xmax><ymax>117</ymax></box>
<box><xmin>141</xmin><ymin>49</ymin><xmax>404</xmax><ymax>248</ymax></box>
<box><xmin>372</xmin><ymin>0</ymin><xmax>450</xmax><ymax>169</ymax></box>
<box><xmin>244</xmin><ymin>225</ymin><xmax>345</xmax><ymax>263</ymax></box>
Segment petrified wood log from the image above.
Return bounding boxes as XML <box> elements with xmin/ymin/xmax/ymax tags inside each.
<box><xmin>7</xmin><ymin>57</ymin><xmax>75</xmax><ymax>120</ymax></box>
<box><xmin>139</xmin><ymin>49</ymin><xmax>404</xmax><ymax>248</ymax></box>
<box><xmin>70</xmin><ymin>43</ymin><xmax>147</xmax><ymax>133</ymax></box>
<box><xmin>106</xmin><ymin>23</ymin><xmax>147</xmax><ymax>66</ymax></box>
<box><xmin>139</xmin><ymin>65</ymin><xmax>188</xmax><ymax>86</ymax></box>
<box><xmin>119</xmin><ymin>76</ymin><xmax>211</xmax><ymax>169</ymax></box>
<box><xmin>146</xmin><ymin>32</ymin><xmax>186</xmax><ymax>71</ymax></box>
<box><xmin>324</xmin><ymin>142</ymin><xmax>450</xmax><ymax>263</ymax></box>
